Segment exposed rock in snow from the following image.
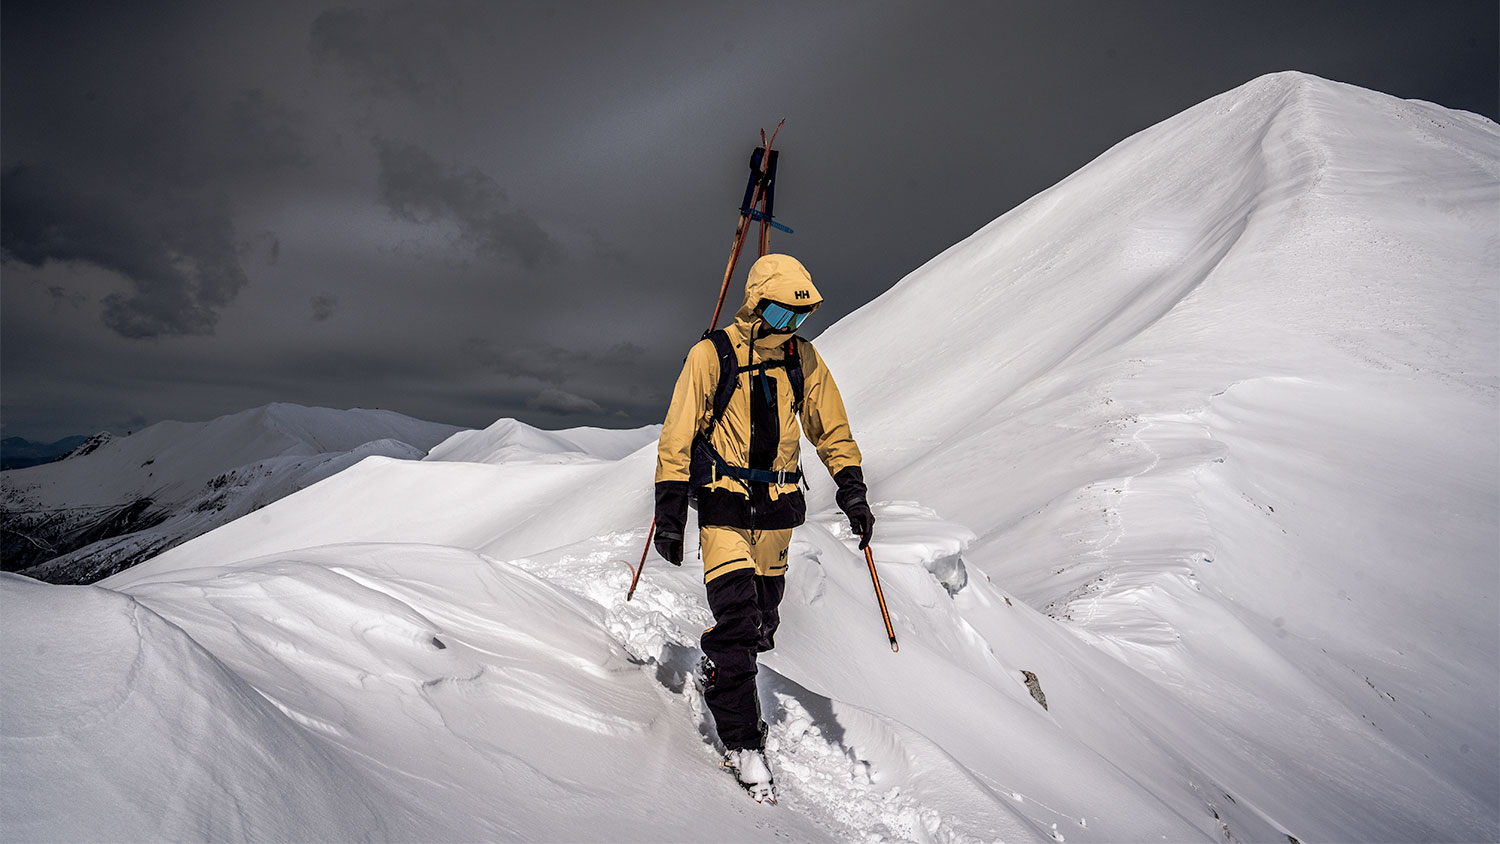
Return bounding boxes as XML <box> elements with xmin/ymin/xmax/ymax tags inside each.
<box><xmin>1021</xmin><ymin>670</ymin><xmax>1049</xmax><ymax>711</ymax></box>
<box><xmin>61</xmin><ymin>431</ymin><xmax>113</xmax><ymax>460</ymax></box>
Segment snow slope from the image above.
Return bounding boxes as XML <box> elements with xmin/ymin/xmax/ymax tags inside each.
<box><xmin>1</xmin><ymin>403</ymin><xmax>466</xmax><ymax>582</ymax></box>
<box><xmin>810</xmin><ymin>70</ymin><xmax>1500</xmax><ymax>839</ymax></box>
<box><xmin>4</xmin><ymin>73</ymin><xmax>1496</xmax><ymax>843</ymax></box>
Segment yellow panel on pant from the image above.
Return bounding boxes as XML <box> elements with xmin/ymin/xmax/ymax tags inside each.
<box><xmin>700</xmin><ymin>525</ymin><xmax>793</xmax><ymax>583</ymax></box>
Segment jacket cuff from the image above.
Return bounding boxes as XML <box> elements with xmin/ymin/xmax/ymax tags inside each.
<box><xmin>832</xmin><ymin>466</ymin><xmax>868</xmax><ymax>514</ymax></box>
<box><xmin>654</xmin><ymin>480</ymin><xmax>691</xmax><ymax>537</ymax></box>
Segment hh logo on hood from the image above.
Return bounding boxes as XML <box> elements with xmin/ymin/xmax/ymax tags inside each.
<box><xmin>735</xmin><ymin>254</ymin><xmax>823</xmax><ymax>326</ymax></box>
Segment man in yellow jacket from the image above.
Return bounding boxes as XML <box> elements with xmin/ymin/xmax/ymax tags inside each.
<box><xmin>654</xmin><ymin>253</ymin><xmax>873</xmax><ymax>797</ymax></box>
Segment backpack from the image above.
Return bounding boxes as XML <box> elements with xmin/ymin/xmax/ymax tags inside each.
<box><xmin>688</xmin><ymin>329</ymin><xmax>805</xmax><ymax>489</ymax></box>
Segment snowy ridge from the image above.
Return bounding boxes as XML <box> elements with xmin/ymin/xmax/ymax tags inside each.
<box><xmin>3</xmin><ymin>73</ymin><xmax>1497</xmax><ymax>843</ymax></box>
<box><xmin>425</xmin><ymin>416</ymin><xmax>659</xmax><ymax>465</ymax></box>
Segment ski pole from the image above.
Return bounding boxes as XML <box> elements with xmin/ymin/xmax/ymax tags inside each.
<box><xmin>626</xmin><ymin>518</ymin><xmax>654</xmax><ymax>601</ymax></box>
<box><xmin>864</xmin><ymin>546</ymin><xmax>899</xmax><ymax>653</ymax></box>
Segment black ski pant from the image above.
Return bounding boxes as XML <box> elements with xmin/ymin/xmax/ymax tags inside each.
<box><xmin>702</xmin><ymin>569</ymin><xmax>786</xmax><ymax>751</ymax></box>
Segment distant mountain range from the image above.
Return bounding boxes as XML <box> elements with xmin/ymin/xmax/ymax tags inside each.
<box><xmin>0</xmin><ymin>435</ymin><xmax>91</xmax><ymax>470</ymax></box>
<box><xmin>1</xmin><ymin>404</ymin><xmax>661</xmax><ymax>585</ymax></box>
<box><xmin>1</xmin><ymin>404</ymin><xmax>467</xmax><ymax>583</ymax></box>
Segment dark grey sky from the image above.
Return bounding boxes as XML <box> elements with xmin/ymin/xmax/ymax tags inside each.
<box><xmin>3</xmin><ymin>1</ymin><xmax>1496</xmax><ymax>440</ymax></box>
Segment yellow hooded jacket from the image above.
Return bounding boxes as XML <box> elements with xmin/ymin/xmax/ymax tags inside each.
<box><xmin>656</xmin><ymin>254</ymin><xmax>862</xmax><ymax>531</ymax></box>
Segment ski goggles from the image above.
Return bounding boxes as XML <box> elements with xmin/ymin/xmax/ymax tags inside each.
<box><xmin>758</xmin><ymin>301</ymin><xmax>813</xmax><ymax>332</ymax></box>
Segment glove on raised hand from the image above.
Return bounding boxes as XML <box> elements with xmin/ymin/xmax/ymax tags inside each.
<box><xmin>653</xmin><ymin>481</ymin><xmax>689</xmax><ymax>565</ymax></box>
<box><xmin>833</xmin><ymin>466</ymin><xmax>874</xmax><ymax>550</ymax></box>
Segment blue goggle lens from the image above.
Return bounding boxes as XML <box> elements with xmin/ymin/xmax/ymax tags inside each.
<box><xmin>761</xmin><ymin>301</ymin><xmax>810</xmax><ymax>331</ymax></box>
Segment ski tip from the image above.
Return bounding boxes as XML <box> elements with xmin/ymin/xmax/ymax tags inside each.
<box><xmin>890</xmin><ymin>639</ymin><xmax>900</xmax><ymax>653</ymax></box>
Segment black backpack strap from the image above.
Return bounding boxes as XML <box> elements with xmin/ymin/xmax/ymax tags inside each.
<box><xmin>706</xmin><ymin>329</ymin><xmax>737</xmax><ymax>427</ymax></box>
<box><xmin>689</xmin><ymin>330</ymin><xmax>737</xmax><ymax>491</ymax></box>
<box><xmin>711</xmin><ymin>451</ymin><xmax>801</xmax><ymax>486</ymax></box>
<box><xmin>785</xmin><ymin>336</ymin><xmax>804</xmax><ymax>415</ymax></box>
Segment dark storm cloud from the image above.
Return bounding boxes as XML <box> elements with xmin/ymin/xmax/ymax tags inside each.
<box><xmin>243</xmin><ymin>231</ymin><xmax>282</xmax><ymax>266</ymax></box>
<box><xmin>1</xmin><ymin>3</ymin><xmax>312</xmax><ymax>342</ymax></box>
<box><xmin>459</xmin><ymin>337</ymin><xmax>647</xmax><ymax>384</ymax></box>
<box><xmin>3</xmin><ymin>0</ymin><xmax>1494</xmax><ymax>442</ymax></box>
<box><xmin>46</xmin><ymin>286</ymin><xmax>86</xmax><ymax>311</ymax></box>
<box><xmin>220</xmin><ymin>89</ymin><xmax>312</xmax><ymax>175</ymax></box>
<box><xmin>527</xmin><ymin>388</ymin><xmax>605</xmax><ymax>416</ymax></box>
<box><xmin>309</xmin><ymin>3</ymin><xmax>469</xmax><ymax>100</ymax></box>
<box><xmin>1</xmin><ymin>163</ymin><xmax>248</xmax><ymax>338</ymax></box>
<box><xmin>310</xmin><ymin>295</ymin><xmax>338</xmax><ymax>322</ymax></box>
<box><xmin>374</xmin><ymin>138</ymin><xmax>561</xmax><ymax>268</ymax></box>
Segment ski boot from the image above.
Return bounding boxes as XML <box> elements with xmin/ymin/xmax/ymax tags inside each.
<box><xmin>722</xmin><ymin>746</ymin><xmax>776</xmax><ymax>804</ymax></box>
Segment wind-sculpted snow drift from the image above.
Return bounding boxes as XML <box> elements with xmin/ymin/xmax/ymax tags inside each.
<box><xmin>3</xmin><ymin>73</ymin><xmax>1496</xmax><ymax>842</ymax></box>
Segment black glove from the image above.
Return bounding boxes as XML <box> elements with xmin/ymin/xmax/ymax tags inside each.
<box><xmin>846</xmin><ymin>503</ymin><xmax>874</xmax><ymax>550</ymax></box>
<box><xmin>833</xmin><ymin>466</ymin><xmax>874</xmax><ymax>550</ymax></box>
<box><xmin>654</xmin><ymin>481</ymin><xmax>689</xmax><ymax>565</ymax></box>
<box><xmin>654</xmin><ymin>530</ymin><xmax>683</xmax><ymax>565</ymax></box>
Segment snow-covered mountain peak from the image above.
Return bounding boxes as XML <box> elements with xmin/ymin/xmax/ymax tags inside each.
<box><xmin>60</xmin><ymin>431</ymin><xmax>114</xmax><ymax>460</ymax></box>
<box><xmin>424</xmin><ymin>416</ymin><xmax>659</xmax><ymax>465</ymax></box>
<box><xmin>815</xmin><ymin>71</ymin><xmax>1498</xmax><ymax>540</ymax></box>
<box><xmin>244</xmin><ymin>402</ymin><xmax>468</xmax><ymax>456</ymax></box>
<box><xmin>821</xmin><ymin>72</ymin><xmax>1496</xmax><ymax>411</ymax></box>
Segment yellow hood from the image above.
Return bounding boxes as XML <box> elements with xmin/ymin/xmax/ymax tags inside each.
<box><xmin>732</xmin><ymin>254</ymin><xmax>822</xmax><ymax>337</ymax></box>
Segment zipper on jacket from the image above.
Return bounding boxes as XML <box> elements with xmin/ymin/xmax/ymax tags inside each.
<box><xmin>746</xmin><ymin>327</ymin><xmax>756</xmax><ymax>542</ymax></box>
